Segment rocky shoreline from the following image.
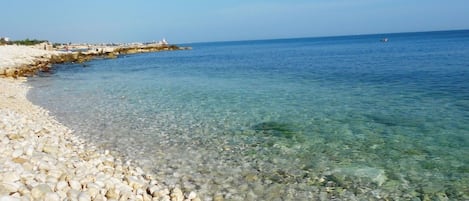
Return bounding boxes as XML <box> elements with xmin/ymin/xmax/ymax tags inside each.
<box><xmin>0</xmin><ymin>44</ymin><xmax>188</xmax><ymax>78</ymax></box>
<box><xmin>0</xmin><ymin>45</ymin><xmax>201</xmax><ymax>201</ymax></box>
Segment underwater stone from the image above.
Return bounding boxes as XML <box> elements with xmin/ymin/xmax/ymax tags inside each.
<box><xmin>328</xmin><ymin>167</ymin><xmax>387</xmax><ymax>188</ymax></box>
<box><xmin>251</xmin><ymin>121</ymin><xmax>296</xmax><ymax>139</ymax></box>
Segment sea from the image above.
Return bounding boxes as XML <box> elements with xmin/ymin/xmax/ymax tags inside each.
<box><xmin>28</xmin><ymin>30</ymin><xmax>469</xmax><ymax>200</ymax></box>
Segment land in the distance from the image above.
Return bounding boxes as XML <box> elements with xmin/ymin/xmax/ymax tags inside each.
<box><xmin>0</xmin><ymin>38</ymin><xmax>190</xmax><ymax>78</ymax></box>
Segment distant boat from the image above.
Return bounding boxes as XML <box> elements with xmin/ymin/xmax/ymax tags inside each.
<box><xmin>380</xmin><ymin>38</ymin><xmax>389</xmax><ymax>42</ymax></box>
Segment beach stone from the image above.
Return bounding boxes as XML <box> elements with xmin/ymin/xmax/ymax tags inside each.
<box><xmin>6</xmin><ymin>134</ymin><xmax>23</xmax><ymax>140</ymax></box>
<box><xmin>37</xmin><ymin>161</ymin><xmax>51</xmax><ymax>171</ymax></box>
<box><xmin>126</xmin><ymin>175</ymin><xmax>146</xmax><ymax>189</ymax></box>
<box><xmin>156</xmin><ymin>189</ymin><xmax>170</xmax><ymax>198</ymax></box>
<box><xmin>69</xmin><ymin>180</ymin><xmax>82</xmax><ymax>190</ymax></box>
<box><xmin>135</xmin><ymin>194</ymin><xmax>144</xmax><ymax>201</ymax></box>
<box><xmin>24</xmin><ymin>146</ymin><xmax>34</xmax><ymax>156</ymax></box>
<box><xmin>213</xmin><ymin>194</ymin><xmax>224</xmax><ymax>201</ymax></box>
<box><xmin>46</xmin><ymin>175</ymin><xmax>59</xmax><ymax>184</ymax></box>
<box><xmin>0</xmin><ymin>182</ymin><xmax>21</xmax><ymax>194</ymax></box>
<box><xmin>2</xmin><ymin>172</ymin><xmax>20</xmax><ymax>183</ymax></box>
<box><xmin>0</xmin><ymin>137</ymin><xmax>9</xmax><ymax>145</ymax></box>
<box><xmin>43</xmin><ymin>145</ymin><xmax>59</xmax><ymax>155</ymax></box>
<box><xmin>11</xmin><ymin>157</ymin><xmax>27</xmax><ymax>164</ymax></box>
<box><xmin>187</xmin><ymin>191</ymin><xmax>197</xmax><ymax>200</ymax></box>
<box><xmin>67</xmin><ymin>189</ymin><xmax>80</xmax><ymax>201</ymax></box>
<box><xmin>136</xmin><ymin>188</ymin><xmax>146</xmax><ymax>196</ymax></box>
<box><xmin>170</xmin><ymin>188</ymin><xmax>184</xmax><ymax>201</ymax></box>
<box><xmin>85</xmin><ymin>183</ymin><xmax>100</xmax><ymax>198</ymax></box>
<box><xmin>55</xmin><ymin>180</ymin><xmax>68</xmax><ymax>191</ymax></box>
<box><xmin>94</xmin><ymin>180</ymin><xmax>106</xmax><ymax>188</ymax></box>
<box><xmin>104</xmin><ymin>179</ymin><xmax>116</xmax><ymax>190</ymax></box>
<box><xmin>143</xmin><ymin>193</ymin><xmax>152</xmax><ymax>201</ymax></box>
<box><xmin>48</xmin><ymin>169</ymin><xmax>63</xmax><ymax>179</ymax></box>
<box><xmin>4</xmin><ymin>68</ymin><xmax>19</xmax><ymax>77</ymax></box>
<box><xmin>0</xmin><ymin>195</ymin><xmax>21</xmax><ymax>201</ymax></box>
<box><xmin>31</xmin><ymin>184</ymin><xmax>52</xmax><ymax>200</ymax></box>
<box><xmin>11</xmin><ymin>149</ymin><xmax>23</xmax><ymax>158</ymax></box>
<box><xmin>0</xmin><ymin>186</ymin><xmax>10</xmax><ymax>195</ymax></box>
<box><xmin>147</xmin><ymin>185</ymin><xmax>160</xmax><ymax>196</ymax></box>
<box><xmin>105</xmin><ymin>188</ymin><xmax>120</xmax><ymax>200</ymax></box>
<box><xmin>158</xmin><ymin>195</ymin><xmax>171</xmax><ymax>201</ymax></box>
<box><xmin>78</xmin><ymin>192</ymin><xmax>91</xmax><ymax>201</ymax></box>
<box><xmin>22</xmin><ymin>162</ymin><xmax>34</xmax><ymax>171</ymax></box>
<box><xmin>34</xmin><ymin>173</ymin><xmax>47</xmax><ymax>183</ymax></box>
<box><xmin>117</xmin><ymin>184</ymin><xmax>133</xmax><ymax>194</ymax></box>
<box><xmin>118</xmin><ymin>191</ymin><xmax>133</xmax><ymax>201</ymax></box>
<box><xmin>44</xmin><ymin>192</ymin><xmax>60</xmax><ymax>201</ymax></box>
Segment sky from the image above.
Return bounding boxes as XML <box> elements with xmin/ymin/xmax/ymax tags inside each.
<box><xmin>1</xmin><ymin>0</ymin><xmax>468</xmax><ymax>44</ymax></box>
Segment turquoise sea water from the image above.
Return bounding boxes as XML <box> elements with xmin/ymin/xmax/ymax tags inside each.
<box><xmin>28</xmin><ymin>30</ymin><xmax>469</xmax><ymax>200</ymax></box>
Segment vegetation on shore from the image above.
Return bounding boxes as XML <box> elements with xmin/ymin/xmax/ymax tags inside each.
<box><xmin>0</xmin><ymin>38</ymin><xmax>48</xmax><ymax>46</ymax></box>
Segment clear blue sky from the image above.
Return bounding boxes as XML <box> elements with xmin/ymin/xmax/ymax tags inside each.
<box><xmin>1</xmin><ymin>0</ymin><xmax>468</xmax><ymax>44</ymax></box>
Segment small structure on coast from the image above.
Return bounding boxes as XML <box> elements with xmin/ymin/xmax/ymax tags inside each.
<box><xmin>0</xmin><ymin>37</ymin><xmax>10</xmax><ymax>42</ymax></box>
<box><xmin>34</xmin><ymin>42</ymin><xmax>54</xmax><ymax>51</ymax></box>
<box><xmin>159</xmin><ymin>38</ymin><xmax>168</xmax><ymax>45</ymax></box>
<box><xmin>0</xmin><ymin>37</ymin><xmax>10</xmax><ymax>45</ymax></box>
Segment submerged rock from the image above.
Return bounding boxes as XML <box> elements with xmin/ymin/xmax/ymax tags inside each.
<box><xmin>325</xmin><ymin>166</ymin><xmax>388</xmax><ymax>189</ymax></box>
<box><xmin>251</xmin><ymin>121</ymin><xmax>296</xmax><ymax>139</ymax></box>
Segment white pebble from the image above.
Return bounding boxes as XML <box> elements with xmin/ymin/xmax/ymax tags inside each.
<box><xmin>78</xmin><ymin>192</ymin><xmax>91</xmax><ymax>201</ymax></box>
<box><xmin>1</xmin><ymin>182</ymin><xmax>21</xmax><ymax>193</ymax></box>
<box><xmin>147</xmin><ymin>185</ymin><xmax>160</xmax><ymax>196</ymax></box>
<box><xmin>69</xmin><ymin>180</ymin><xmax>82</xmax><ymax>190</ymax></box>
<box><xmin>24</xmin><ymin>146</ymin><xmax>34</xmax><ymax>156</ymax></box>
<box><xmin>2</xmin><ymin>172</ymin><xmax>20</xmax><ymax>183</ymax></box>
<box><xmin>55</xmin><ymin>181</ymin><xmax>68</xmax><ymax>191</ymax></box>
<box><xmin>170</xmin><ymin>188</ymin><xmax>184</xmax><ymax>201</ymax></box>
<box><xmin>66</xmin><ymin>189</ymin><xmax>80</xmax><ymax>200</ymax></box>
<box><xmin>187</xmin><ymin>191</ymin><xmax>197</xmax><ymax>200</ymax></box>
<box><xmin>44</xmin><ymin>192</ymin><xmax>60</xmax><ymax>201</ymax></box>
<box><xmin>11</xmin><ymin>149</ymin><xmax>23</xmax><ymax>158</ymax></box>
<box><xmin>0</xmin><ymin>195</ymin><xmax>21</xmax><ymax>201</ymax></box>
<box><xmin>31</xmin><ymin>184</ymin><xmax>52</xmax><ymax>200</ymax></box>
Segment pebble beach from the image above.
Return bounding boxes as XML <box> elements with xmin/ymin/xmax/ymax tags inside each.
<box><xmin>0</xmin><ymin>45</ymin><xmax>200</xmax><ymax>201</ymax></box>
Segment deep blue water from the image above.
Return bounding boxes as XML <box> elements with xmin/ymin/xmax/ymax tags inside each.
<box><xmin>28</xmin><ymin>30</ymin><xmax>469</xmax><ymax>200</ymax></box>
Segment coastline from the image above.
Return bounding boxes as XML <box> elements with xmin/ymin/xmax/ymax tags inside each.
<box><xmin>0</xmin><ymin>44</ymin><xmax>188</xmax><ymax>78</ymax></box>
<box><xmin>0</xmin><ymin>46</ymin><xmax>200</xmax><ymax>201</ymax></box>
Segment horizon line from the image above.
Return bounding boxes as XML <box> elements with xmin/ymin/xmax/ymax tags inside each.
<box><xmin>181</xmin><ymin>28</ymin><xmax>469</xmax><ymax>45</ymax></box>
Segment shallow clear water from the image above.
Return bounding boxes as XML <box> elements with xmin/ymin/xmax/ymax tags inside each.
<box><xmin>29</xmin><ymin>30</ymin><xmax>469</xmax><ymax>200</ymax></box>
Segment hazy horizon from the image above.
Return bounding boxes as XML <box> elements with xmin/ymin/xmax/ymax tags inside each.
<box><xmin>1</xmin><ymin>0</ymin><xmax>468</xmax><ymax>44</ymax></box>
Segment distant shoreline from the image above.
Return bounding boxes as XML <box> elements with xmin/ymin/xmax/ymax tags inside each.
<box><xmin>0</xmin><ymin>43</ymin><xmax>190</xmax><ymax>78</ymax></box>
